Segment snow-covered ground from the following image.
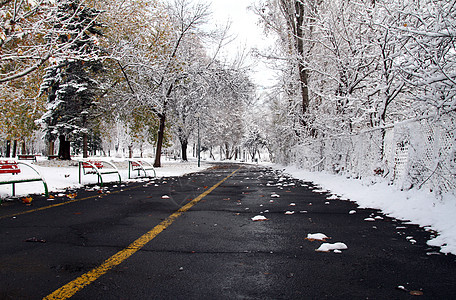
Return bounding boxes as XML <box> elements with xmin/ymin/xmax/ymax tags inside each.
<box><xmin>0</xmin><ymin>157</ymin><xmax>208</xmax><ymax>200</ymax></box>
<box><xmin>275</xmin><ymin>164</ymin><xmax>456</xmax><ymax>256</ymax></box>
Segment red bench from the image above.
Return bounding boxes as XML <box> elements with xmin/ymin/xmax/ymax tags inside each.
<box><xmin>0</xmin><ymin>161</ymin><xmax>20</xmax><ymax>175</ymax></box>
<box><xmin>128</xmin><ymin>160</ymin><xmax>156</xmax><ymax>179</ymax></box>
<box><xmin>17</xmin><ymin>154</ymin><xmax>37</xmax><ymax>161</ymax></box>
<box><xmin>78</xmin><ymin>160</ymin><xmax>121</xmax><ymax>187</ymax></box>
<box><xmin>82</xmin><ymin>161</ymin><xmax>104</xmax><ymax>174</ymax></box>
<box><xmin>0</xmin><ymin>160</ymin><xmax>49</xmax><ymax>199</ymax></box>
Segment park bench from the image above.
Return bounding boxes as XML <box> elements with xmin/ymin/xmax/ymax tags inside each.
<box><xmin>128</xmin><ymin>159</ymin><xmax>156</xmax><ymax>179</ymax></box>
<box><xmin>17</xmin><ymin>154</ymin><xmax>37</xmax><ymax>161</ymax></box>
<box><xmin>78</xmin><ymin>160</ymin><xmax>121</xmax><ymax>187</ymax></box>
<box><xmin>0</xmin><ymin>160</ymin><xmax>49</xmax><ymax>198</ymax></box>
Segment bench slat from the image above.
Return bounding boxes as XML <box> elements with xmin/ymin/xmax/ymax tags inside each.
<box><xmin>0</xmin><ymin>161</ymin><xmax>21</xmax><ymax>174</ymax></box>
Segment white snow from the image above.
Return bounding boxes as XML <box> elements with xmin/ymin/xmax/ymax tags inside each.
<box><xmin>315</xmin><ymin>242</ymin><xmax>348</xmax><ymax>253</ymax></box>
<box><xmin>278</xmin><ymin>165</ymin><xmax>456</xmax><ymax>255</ymax></box>
<box><xmin>306</xmin><ymin>233</ymin><xmax>329</xmax><ymax>241</ymax></box>
<box><xmin>251</xmin><ymin>215</ymin><xmax>268</xmax><ymax>221</ymax></box>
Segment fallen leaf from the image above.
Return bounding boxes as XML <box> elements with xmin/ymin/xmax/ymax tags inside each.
<box><xmin>410</xmin><ymin>291</ymin><xmax>423</xmax><ymax>296</ymax></box>
<box><xmin>22</xmin><ymin>197</ymin><xmax>32</xmax><ymax>204</ymax></box>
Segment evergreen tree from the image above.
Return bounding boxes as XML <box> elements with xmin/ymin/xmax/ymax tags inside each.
<box><xmin>39</xmin><ymin>0</ymin><xmax>103</xmax><ymax>159</ymax></box>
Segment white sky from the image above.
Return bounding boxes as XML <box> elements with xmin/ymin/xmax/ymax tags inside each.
<box><xmin>203</xmin><ymin>0</ymin><xmax>277</xmax><ymax>90</ymax></box>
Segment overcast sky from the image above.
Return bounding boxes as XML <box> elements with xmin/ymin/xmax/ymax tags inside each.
<box><xmin>204</xmin><ymin>0</ymin><xmax>277</xmax><ymax>89</ymax></box>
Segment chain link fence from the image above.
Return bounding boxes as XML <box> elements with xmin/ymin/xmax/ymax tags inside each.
<box><xmin>291</xmin><ymin>114</ymin><xmax>456</xmax><ymax>196</ymax></box>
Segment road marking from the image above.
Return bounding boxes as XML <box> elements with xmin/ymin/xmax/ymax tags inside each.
<box><xmin>0</xmin><ymin>185</ymin><xmax>142</xmax><ymax>220</ymax></box>
<box><xmin>43</xmin><ymin>167</ymin><xmax>240</xmax><ymax>300</ymax></box>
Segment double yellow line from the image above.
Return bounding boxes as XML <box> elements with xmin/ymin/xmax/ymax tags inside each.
<box><xmin>43</xmin><ymin>167</ymin><xmax>239</xmax><ymax>300</ymax></box>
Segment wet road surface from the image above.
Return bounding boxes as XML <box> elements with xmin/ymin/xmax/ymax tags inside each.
<box><xmin>1</xmin><ymin>163</ymin><xmax>456</xmax><ymax>299</ymax></box>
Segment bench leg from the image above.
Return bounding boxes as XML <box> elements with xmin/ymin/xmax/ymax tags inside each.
<box><xmin>43</xmin><ymin>181</ymin><xmax>49</xmax><ymax>197</ymax></box>
<box><xmin>12</xmin><ymin>182</ymin><xmax>15</xmax><ymax>196</ymax></box>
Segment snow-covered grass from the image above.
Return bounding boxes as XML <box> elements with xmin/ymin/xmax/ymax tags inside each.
<box><xmin>275</xmin><ymin>164</ymin><xmax>456</xmax><ymax>255</ymax></box>
<box><xmin>0</xmin><ymin>157</ymin><xmax>208</xmax><ymax>199</ymax></box>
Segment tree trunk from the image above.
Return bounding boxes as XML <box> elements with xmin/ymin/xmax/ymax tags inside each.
<box><xmin>12</xmin><ymin>140</ymin><xmax>17</xmax><ymax>158</ymax></box>
<box><xmin>6</xmin><ymin>140</ymin><xmax>11</xmax><ymax>157</ymax></box>
<box><xmin>48</xmin><ymin>140</ymin><xmax>55</xmax><ymax>157</ymax></box>
<box><xmin>128</xmin><ymin>144</ymin><xmax>133</xmax><ymax>158</ymax></box>
<box><xmin>181</xmin><ymin>139</ymin><xmax>188</xmax><ymax>161</ymax></box>
<box><xmin>21</xmin><ymin>141</ymin><xmax>26</xmax><ymax>154</ymax></box>
<box><xmin>83</xmin><ymin>132</ymin><xmax>88</xmax><ymax>158</ymax></box>
<box><xmin>153</xmin><ymin>114</ymin><xmax>166</xmax><ymax>167</ymax></box>
<box><xmin>58</xmin><ymin>135</ymin><xmax>71</xmax><ymax>160</ymax></box>
<box><xmin>225</xmin><ymin>143</ymin><xmax>230</xmax><ymax>160</ymax></box>
<box><xmin>295</xmin><ymin>1</ymin><xmax>310</xmax><ymax>115</ymax></box>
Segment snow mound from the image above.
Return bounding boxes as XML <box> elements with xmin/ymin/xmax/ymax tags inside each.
<box><xmin>251</xmin><ymin>215</ymin><xmax>268</xmax><ymax>221</ymax></box>
<box><xmin>315</xmin><ymin>242</ymin><xmax>348</xmax><ymax>252</ymax></box>
<box><xmin>306</xmin><ymin>233</ymin><xmax>330</xmax><ymax>241</ymax></box>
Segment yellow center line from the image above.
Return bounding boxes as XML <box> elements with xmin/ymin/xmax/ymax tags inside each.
<box><xmin>0</xmin><ymin>185</ymin><xmax>143</xmax><ymax>220</ymax></box>
<box><xmin>43</xmin><ymin>167</ymin><xmax>240</xmax><ymax>300</ymax></box>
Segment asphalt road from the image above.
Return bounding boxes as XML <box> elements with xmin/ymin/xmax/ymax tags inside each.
<box><xmin>1</xmin><ymin>163</ymin><xmax>455</xmax><ymax>299</ymax></box>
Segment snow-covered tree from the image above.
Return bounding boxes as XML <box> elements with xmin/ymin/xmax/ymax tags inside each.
<box><xmin>390</xmin><ymin>0</ymin><xmax>456</xmax><ymax>115</ymax></box>
<box><xmin>39</xmin><ymin>0</ymin><xmax>104</xmax><ymax>159</ymax></box>
<box><xmin>203</xmin><ymin>66</ymin><xmax>255</xmax><ymax>160</ymax></box>
<box><xmin>0</xmin><ymin>0</ymin><xmax>106</xmax><ymax>83</ymax></box>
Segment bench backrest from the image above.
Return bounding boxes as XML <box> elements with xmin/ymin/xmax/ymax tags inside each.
<box><xmin>131</xmin><ymin>161</ymin><xmax>142</xmax><ymax>168</ymax></box>
<box><xmin>0</xmin><ymin>160</ymin><xmax>21</xmax><ymax>174</ymax></box>
<box><xmin>82</xmin><ymin>161</ymin><xmax>103</xmax><ymax>169</ymax></box>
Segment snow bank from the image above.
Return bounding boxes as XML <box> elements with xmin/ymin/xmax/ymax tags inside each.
<box><xmin>279</xmin><ymin>165</ymin><xmax>456</xmax><ymax>255</ymax></box>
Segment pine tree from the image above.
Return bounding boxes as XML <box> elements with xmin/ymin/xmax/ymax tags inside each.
<box><xmin>39</xmin><ymin>0</ymin><xmax>103</xmax><ymax>159</ymax></box>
